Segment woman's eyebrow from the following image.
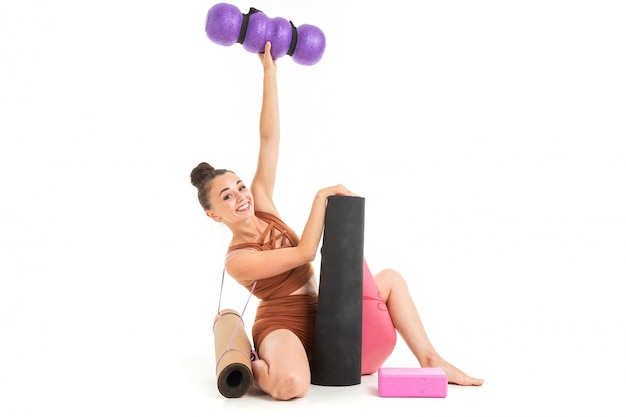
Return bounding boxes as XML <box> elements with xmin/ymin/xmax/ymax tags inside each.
<box><xmin>219</xmin><ymin>181</ymin><xmax>242</xmax><ymax>196</ymax></box>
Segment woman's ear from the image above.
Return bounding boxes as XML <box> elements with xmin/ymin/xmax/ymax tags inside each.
<box><xmin>206</xmin><ymin>210</ymin><xmax>222</xmax><ymax>222</ymax></box>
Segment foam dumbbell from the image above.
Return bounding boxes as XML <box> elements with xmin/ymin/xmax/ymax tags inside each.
<box><xmin>204</xmin><ymin>3</ymin><xmax>326</xmax><ymax>66</ymax></box>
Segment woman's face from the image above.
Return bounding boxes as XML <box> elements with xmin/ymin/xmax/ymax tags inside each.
<box><xmin>205</xmin><ymin>172</ymin><xmax>254</xmax><ymax>224</ymax></box>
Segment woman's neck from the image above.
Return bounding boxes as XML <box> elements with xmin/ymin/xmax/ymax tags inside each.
<box><xmin>228</xmin><ymin>212</ymin><xmax>266</xmax><ymax>246</ymax></box>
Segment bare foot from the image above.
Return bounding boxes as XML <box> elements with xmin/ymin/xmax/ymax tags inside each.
<box><xmin>423</xmin><ymin>356</ymin><xmax>484</xmax><ymax>386</ymax></box>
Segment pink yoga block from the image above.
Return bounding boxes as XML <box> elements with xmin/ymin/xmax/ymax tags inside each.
<box><xmin>378</xmin><ymin>368</ymin><xmax>448</xmax><ymax>398</ymax></box>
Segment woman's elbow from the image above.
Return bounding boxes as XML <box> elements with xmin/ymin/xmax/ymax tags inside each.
<box><xmin>295</xmin><ymin>246</ymin><xmax>317</xmax><ymax>264</ymax></box>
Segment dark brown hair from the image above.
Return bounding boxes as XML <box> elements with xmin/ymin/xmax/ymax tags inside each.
<box><xmin>190</xmin><ymin>162</ymin><xmax>233</xmax><ymax>210</ymax></box>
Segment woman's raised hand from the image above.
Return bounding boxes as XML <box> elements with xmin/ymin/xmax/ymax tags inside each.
<box><xmin>258</xmin><ymin>41</ymin><xmax>277</xmax><ymax>73</ymax></box>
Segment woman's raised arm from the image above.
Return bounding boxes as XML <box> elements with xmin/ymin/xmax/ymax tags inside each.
<box><xmin>251</xmin><ymin>41</ymin><xmax>280</xmax><ymax>215</ymax></box>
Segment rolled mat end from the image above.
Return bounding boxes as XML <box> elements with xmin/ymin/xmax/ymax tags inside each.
<box><xmin>217</xmin><ymin>362</ymin><xmax>254</xmax><ymax>398</ymax></box>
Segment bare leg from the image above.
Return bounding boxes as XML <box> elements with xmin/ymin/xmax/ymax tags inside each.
<box><xmin>250</xmin><ymin>329</ymin><xmax>311</xmax><ymax>400</ymax></box>
<box><xmin>374</xmin><ymin>268</ymin><xmax>484</xmax><ymax>386</ymax></box>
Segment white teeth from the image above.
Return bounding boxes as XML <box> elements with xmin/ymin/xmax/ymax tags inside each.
<box><xmin>237</xmin><ymin>202</ymin><xmax>249</xmax><ymax>212</ymax></box>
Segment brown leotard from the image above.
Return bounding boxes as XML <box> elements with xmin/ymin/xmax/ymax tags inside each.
<box><xmin>228</xmin><ymin>211</ymin><xmax>317</xmax><ymax>359</ymax></box>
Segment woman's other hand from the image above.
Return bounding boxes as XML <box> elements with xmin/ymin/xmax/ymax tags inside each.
<box><xmin>317</xmin><ymin>184</ymin><xmax>358</xmax><ymax>200</ymax></box>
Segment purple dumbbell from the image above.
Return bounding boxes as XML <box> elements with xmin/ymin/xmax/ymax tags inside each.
<box><xmin>205</xmin><ymin>3</ymin><xmax>326</xmax><ymax>66</ymax></box>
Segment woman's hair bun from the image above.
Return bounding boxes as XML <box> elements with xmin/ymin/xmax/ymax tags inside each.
<box><xmin>190</xmin><ymin>162</ymin><xmax>216</xmax><ymax>188</ymax></box>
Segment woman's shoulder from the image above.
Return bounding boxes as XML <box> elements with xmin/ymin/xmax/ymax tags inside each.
<box><xmin>228</xmin><ymin>242</ymin><xmax>262</xmax><ymax>252</ymax></box>
<box><xmin>254</xmin><ymin>210</ymin><xmax>280</xmax><ymax>222</ymax></box>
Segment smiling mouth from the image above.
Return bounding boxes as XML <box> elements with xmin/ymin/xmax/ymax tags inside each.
<box><xmin>236</xmin><ymin>202</ymin><xmax>250</xmax><ymax>212</ymax></box>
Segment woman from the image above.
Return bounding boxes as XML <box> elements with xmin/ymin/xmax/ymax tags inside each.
<box><xmin>191</xmin><ymin>42</ymin><xmax>483</xmax><ymax>400</ymax></box>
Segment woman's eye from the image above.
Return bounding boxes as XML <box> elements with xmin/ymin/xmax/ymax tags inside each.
<box><xmin>223</xmin><ymin>194</ymin><xmax>232</xmax><ymax>201</ymax></box>
<box><xmin>239</xmin><ymin>185</ymin><xmax>246</xmax><ymax>191</ymax></box>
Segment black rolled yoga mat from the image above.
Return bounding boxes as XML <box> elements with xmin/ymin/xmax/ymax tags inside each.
<box><xmin>310</xmin><ymin>195</ymin><xmax>365</xmax><ymax>386</ymax></box>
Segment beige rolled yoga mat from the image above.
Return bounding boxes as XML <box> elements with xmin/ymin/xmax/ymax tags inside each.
<box><xmin>213</xmin><ymin>308</ymin><xmax>254</xmax><ymax>398</ymax></box>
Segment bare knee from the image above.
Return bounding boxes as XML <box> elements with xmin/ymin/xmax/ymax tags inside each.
<box><xmin>374</xmin><ymin>268</ymin><xmax>408</xmax><ymax>299</ymax></box>
<box><xmin>270</xmin><ymin>370</ymin><xmax>309</xmax><ymax>400</ymax></box>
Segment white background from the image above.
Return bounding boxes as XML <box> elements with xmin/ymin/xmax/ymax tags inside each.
<box><xmin>1</xmin><ymin>1</ymin><xmax>624</xmax><ymax>416</ymax></box>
